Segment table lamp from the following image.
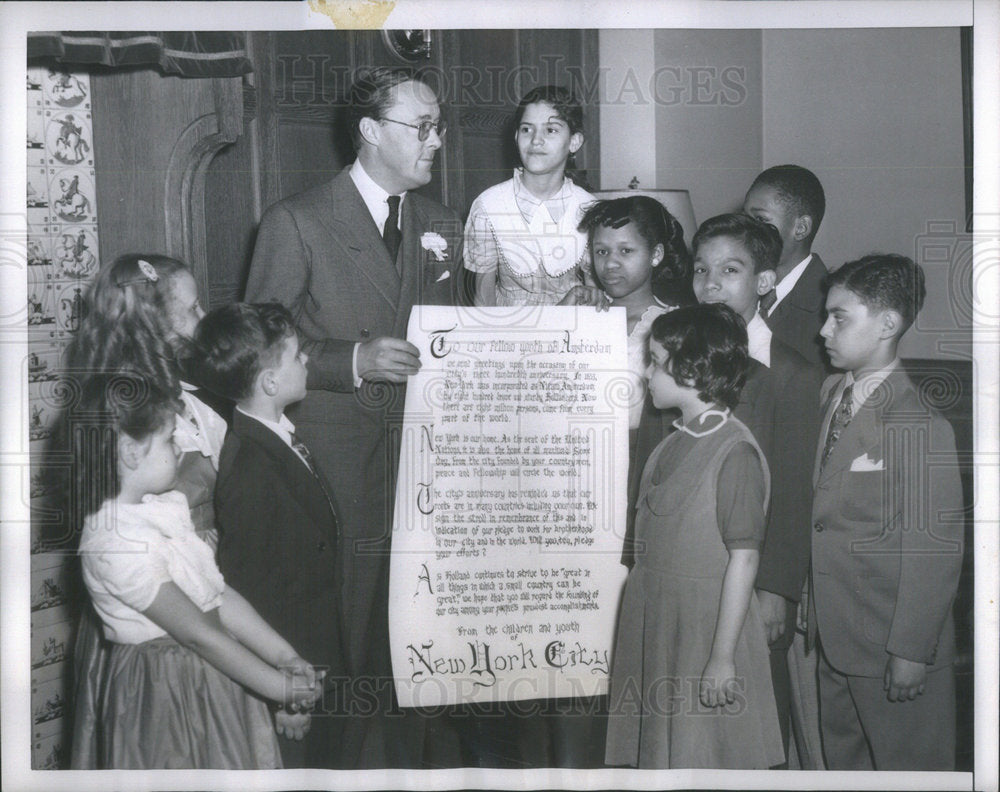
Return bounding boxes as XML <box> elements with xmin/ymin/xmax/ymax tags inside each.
<box><xmin>593</xmin><ymin>182</ymin><xmax>698</xmax><ymax>249</ymax></box>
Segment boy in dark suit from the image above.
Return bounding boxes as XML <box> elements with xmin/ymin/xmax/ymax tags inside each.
<box><xmin>192</xmin><ymin>302</ymin><xmax>348</xmax><ymax>769</ymax></box>
<box><xmin>743</xmin><ymin>165</ymin><xmax>828</xmax><ymax>369</ymax></box>
<box><xmin>691</xmin><ymin>213</ymin><xmax>823</xmax><ymax>766</ymax></box>
<box><xmin>810</xmin><ymin>254</ymin><xmax>962</xmax><ymax>769</ymax></box>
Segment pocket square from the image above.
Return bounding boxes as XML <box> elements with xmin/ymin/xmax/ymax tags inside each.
<box><xmin>850</xmin><ymin>453</ymin><xmax>884</xmax><ymax>472</ymax></box>
<box><xmin>435</xmin><ymin>270</ymin><xmax>451</xmax><ymax>282</ymax></box>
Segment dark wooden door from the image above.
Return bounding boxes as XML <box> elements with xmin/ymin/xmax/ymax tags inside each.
<box><xmin>439</xmin><ymin>29</ymin><xmax>601</xmax><ymax>215</ymax></box>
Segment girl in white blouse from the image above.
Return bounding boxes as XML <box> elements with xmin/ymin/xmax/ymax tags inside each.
<box><xmin>465</xmin><ymin>85</ymin><xmax>604</xmax><ymax>307</ymax></box>
<box><xmin>76</xmin><ymin>377</ymin><xmax>319</xmax><ymax>769</ymax></box>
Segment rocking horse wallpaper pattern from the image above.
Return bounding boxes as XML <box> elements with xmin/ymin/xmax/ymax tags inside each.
<box><xmin>26</xmin><ymin>63</ymin><xmax>100</xmax><ymax>770</ymax></box>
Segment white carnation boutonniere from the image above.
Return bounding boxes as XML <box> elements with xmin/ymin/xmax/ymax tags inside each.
<box><xmin>420</xmin><ymin>232</ymin><xmax>449</xmax><ymax>261</ymax></box>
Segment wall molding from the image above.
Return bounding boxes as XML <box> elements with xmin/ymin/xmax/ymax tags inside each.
<box><xmin>164</xmin><ymin>77</ymin><xmax>243</xmax><ymax>301</ymax></box>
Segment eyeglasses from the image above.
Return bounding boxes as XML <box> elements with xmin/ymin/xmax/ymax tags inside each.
<box><xmin>380</xmin><ymin>117</ymin><xmax>447</xmax><ymax>141</ymax></box>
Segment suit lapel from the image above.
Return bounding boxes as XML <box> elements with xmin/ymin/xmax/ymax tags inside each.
<box><xmin>809</xmin><ymin>253</ymin><xmax>827</xmax><ymax>279</ymax></box>
<box><xmin>814</xmin><ymin>378</ymin><xmax>840</xmax><ymax>486</ymax></box>
<box><xmin>232</xmin><ymin>411</ymin><xmax>339</xmax><ymax>542</ymax></box>
<box><xmin>770</xmin><ymin>254</ymin><xmax>826</xmax><ymax>328</ymax></box>
<box><xmin>815</xmin><ymin>369</ymin><xmax>904</xmax><ymax>487</ymax></box>
<box><xmin>817</xmin><ymin>398</ymin><xmax>879</xmax><ymax>485</ymax></box>
<box><xmin>790</xmin><ymin>256</ymin><xmax>826</xmax><ymax>312</ymax></box>
<box><xmin>317</xmin><ymin>169</ymin><xmax>401</xmax><ymax>312</ymax></box>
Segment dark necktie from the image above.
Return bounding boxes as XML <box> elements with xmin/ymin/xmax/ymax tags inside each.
<box><xmin>289</xmin><ymin>432</ymin><xmax>317</xmax><ymax>476</ymax></box>
<box><xmin>290</xmin><ymin>432</ymin><xmax>340</xmax><ymax>532</ymax></box>
<box><xmin>383</xmin><ymin>195</ymin><xmax>402</xmax><ymax>267</ymax></box>
<box><xmin>820</xmin><ymin>383</ymin><xmax>854</xmax><ymax>470</ymax></box>
<box><xmin>759</xmin><ymin>288</ymin><xmax>777</xmax><ymax>315</ymax></box>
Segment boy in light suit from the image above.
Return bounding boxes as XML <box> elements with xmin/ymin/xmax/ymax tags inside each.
<box><xmin>811</xmin><ymin>254</ymin><xmax>963</xmax><ymax>770</ymax></box>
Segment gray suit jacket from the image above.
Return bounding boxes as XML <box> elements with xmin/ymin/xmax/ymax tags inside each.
<box><xmin>810</xmin><ymin>368</ymin><xmax>963</xmax><ymax>677</ymax></box>
<box><xmin>245</xmin><ymin>166</ymin><xmax>463</xmax><ymax>675</ymax></box>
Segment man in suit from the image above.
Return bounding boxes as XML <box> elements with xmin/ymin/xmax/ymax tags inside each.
<box><xmin>743</xmin><ymin>164</ymin><xmax>829</xmax><ymax>370</ymax></box>
<box><xmin>810</xmin><ymin>254</ymin><xmax>963</xmax><ymax>770</ymax></box>
<box><xmin>192</xmin><ymin>302</ymin><xmax>347</xmax><ymax>768</ymax></box>
<box><xmin>244</xmin><ymin>67</ymin><xmax>464</xmax><ymax>768</ymax></box>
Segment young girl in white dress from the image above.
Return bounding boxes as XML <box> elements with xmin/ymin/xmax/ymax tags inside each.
<box><xmin>75</xmin><ymin>377</ymin><xmax>320</xmax><ymax>768</ymax></box>
<box><xmin>464</xmin><ymin>85</ymin><xmax>602</xmax><ymax>307</ymax></box>
<box><xmin>67</xmin><ymin>254</ymin><xmax>232</xmax><ymax>768</ymax></box>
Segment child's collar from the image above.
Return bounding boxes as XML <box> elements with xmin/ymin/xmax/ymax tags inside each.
<box><xmin>845</xmin><ymin>358</ymin><xmax>901</xmax><ymax>408</ymax></box>
<box><xmin>236</xmin><ymin>404</ymin><xmax>294</xmax><ymax>435</ymax></box>
<box><xmin>673</xmin><ymin>406</ymin><xmax>731</xmax><ymax>437</ymax></box>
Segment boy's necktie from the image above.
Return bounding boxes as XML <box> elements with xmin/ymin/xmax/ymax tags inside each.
<box><xmin>289</xmin><ymin>432</ymin><xmax>317</xmax><ymax>476</ymax></box>
<box><xmin>383</xmin><ymin>195</ymin><xmax>402</xmax><ymax>268</ymax></box>
<box><xmin>290</xmin><ymin>432</ymin><xmax>340</xmax><ymax>530</ymax></box>
<box><xmin>820</xmin><ymin>383</ymin><xmax>854</xmax><ymax>470</ymax></box>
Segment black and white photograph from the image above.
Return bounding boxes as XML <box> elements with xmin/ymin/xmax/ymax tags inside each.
<box><xmin>1</xmin><ymin>1</ymin><xmax>997</xmax><ymax>790</ymax></box>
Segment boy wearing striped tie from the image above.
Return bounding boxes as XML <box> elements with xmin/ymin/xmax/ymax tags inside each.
<box><xmin>809</xmin><ymin>255</ymin><xmax>962</xmax><ymax>769</ymax></box>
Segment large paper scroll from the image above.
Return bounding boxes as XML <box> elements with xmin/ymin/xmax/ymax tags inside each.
<box><xmin>389</xmin><ymin>306</ymin><xmax>630</xmax><ymax>707</ymax></box>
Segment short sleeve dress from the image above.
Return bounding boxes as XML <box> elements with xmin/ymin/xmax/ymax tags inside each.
<box><xmin>77</xmin><ymin>491</ymin><xmax>281</xmax><ymax>769</ymax></box>
<box><xmin>464</xmin><ymin>169</ymin><xmax>594</xmax><ymax>306</ymax></box>
<box><xmin>70</xmin><ymin>387</ymin><xmax>227</xmax><ymax>769</ymax></box>
<box><xmin>605</xmin><ymin>411</ymin><xmax>785</xmax><ymax>769</ymax></box>
<box><xmin>174</xmin><ymin>385</ymin><xmax>227</xmax><ymax>550</ymax></box>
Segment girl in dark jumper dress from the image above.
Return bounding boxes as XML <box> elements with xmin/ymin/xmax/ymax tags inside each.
<box><xmin>605</xmin><ymin>303</ymin><xmax>783</xmax><ymax>769</ymax></box>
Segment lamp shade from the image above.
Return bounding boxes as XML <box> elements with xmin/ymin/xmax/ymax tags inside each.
<box><xmin>592</xmin><ymin>189</ymin><xmax>698</xmax><ymax>250</ymax></box>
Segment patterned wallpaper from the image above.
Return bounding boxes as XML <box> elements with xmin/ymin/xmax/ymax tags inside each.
<box><xmin>27</xmin><ymin>63</ymin><xmax>99</xmax><ymax>771</ymax></box>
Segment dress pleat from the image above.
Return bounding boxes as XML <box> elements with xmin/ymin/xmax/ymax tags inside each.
<box><xmin>98</xmin><ymin>635</ymin><xmax>281</xmax><ymax>769</ymax></box>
